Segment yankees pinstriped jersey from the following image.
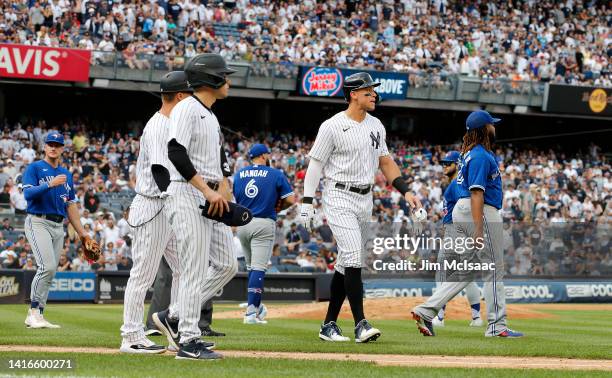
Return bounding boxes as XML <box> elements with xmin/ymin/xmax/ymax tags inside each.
<box><xmin>121</xmin><ymin>110</ymin><xmax>180</xmax><ymax>343</ymax></box>
<box><xmin>233</xmin><ymin>165</ymin><xmax>293</xmax><ymax>220</ymax></box>
<box><xmin>167</xmin><ymin>95</ymin><xmax>223</xmax><ymax>184</ymax></box>
<box><xmin>309</xmin><ymin>111</ymin><xmax>389</xmax><ymax>185</ymax></box>
<box><xmin>22</xmin><ymin>160</ymin><xmax>77</xmax><ymax>217</ymax></box>
<box><xmin>456</xmin><ymin>145</ymin><xmax>502</xmax><ymax>209</ymax></box>
<box><xmin>135</xmin><ymin>112</ymin><xmax>172</xmax><ymax>197</ymax></box>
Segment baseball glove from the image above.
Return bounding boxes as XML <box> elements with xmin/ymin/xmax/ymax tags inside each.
<box><xmin>80</xmin><ymin>235</ymin><xmax>101</xmax><ymax>263</ymax></box>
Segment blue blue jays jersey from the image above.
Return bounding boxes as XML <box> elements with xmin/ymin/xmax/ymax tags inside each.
<box><xmin>233</xmin><ymin>165</ymin><xmax>293</xmax><ymax>221</ymax></box>
<box><xmin>442</xmin><ymin>179</ymin><xmax>460</xmax><ymax>224</ymax></box>
<box><xmin>456</xmin><ymin>145</ymin><xmax>502</xmax><ymax>209</ymax></box>
<box><xmin>22</xmin><ymin>160</ymin><xmax>76</xmax><ymax>218</ymax></box>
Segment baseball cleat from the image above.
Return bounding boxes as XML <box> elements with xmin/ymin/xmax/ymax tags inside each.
<box><xmin>144</xmin><ymin>328</ymin><xmax>162</xmax><ymax>336</ymax></box>
<box><xmin>25</xmin><ymin>309</ymin><xmax>45</xmax><ymax>329</ymax></box>
<box><xmin>176</xmin><ymin>340</ymin><xmax>223</xmax><ymax>360</ymax></box>
<box><xmin>243</xmin><ymin>312</ymin><xmax>268</xmax><ymax>324</ymax></box>
<box><xmin>412</xmin><ymin>312</ymin><xmax>435</xmax><ymax>336</ymax></box>
<box><xmin>319</xmin><ymin>321</ymin><xmax>350</xmax><ymax>342</ymax></box>
<box><xmin>354</xmin><ymin>319</ymin><xmax>381</xmax><ymax>343</ymax></box>
<box><xmin>491</xmin><ymin>329</ymin><xmax>524</xmax><ymax>338</ymax></box>
<box><xmin>201</xmin><ymin>327</ymin><xmax>225</xmax><ymax>337</ymax></box>
<box><xmin>119</xmin><ymin>338</ymin><xmax>166</xmax><ymax>354</ymax></box>
<box><xmin>469</xmin><ymin>317</ymin><xmax>484</xmax><ymax>327</ymax></box>
<box><xmin>257</xmin><ymin>303</ymin><xmax>268</xmax><ymax>322</ymax></box>
<box><xmin>40</xmin><ymin>317</ymin><xmax>61</xmax><ymax>329</ymax></box>
<box><xmin>153</xmin><ymin>309</ymin><xmax>180</xmax><ymax>350</ymax></box>
<box><xmin>167</xmin><ymin>340</ymin><xmax>215</xmax><ymax>353</ymax></box>
<box><xmin>432</xmin><ymin>316</ymin><xmax>445</xmax><ymax>327</ymax></box>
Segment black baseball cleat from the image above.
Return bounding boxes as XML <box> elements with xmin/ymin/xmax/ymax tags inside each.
<box><xmin>354</xmin><ymin>319</ymin><xmax>381</xmax><ymax>343</ymax></box>
<box><xmin>154</xmin><ymin>310</ymin><xmax>216</xmax><ymax>351</ymax></box>
<box><xmin>201</xmin><ymin>326</ymin><xmax>226</xmax><ymax>337</ymax></box>
<box><xmin>119</xmin><ymin>340</ymin><xmax>166</xmax><ymax>354</ymax></box>
<box><xmin>153</xmin><ymin>309</ymin><xmax>180</xmax><ymax>350</ymax></box>
<box><xmin>176</xmin><ymin>340</ymin><xmax>223</xmax><ymax>360</ymax></box>
<box><xmin>412</xmin><ymin>312</ymin><xmax>435</xmax><ymax>336</ymax></box>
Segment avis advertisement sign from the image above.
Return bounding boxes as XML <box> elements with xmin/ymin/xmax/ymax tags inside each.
<box><xmin>298</xmin><ymin>66</ymin><xmax>408</xmax><ymax>100</ymax></box>
<box><xmin>0</xmin><ymin>44</ymin><xmax>91</xmax><ymax>82</ymax></box>
<box><xmin>48</xmin><ymin>272</ymin><xmax>96</xmax><ymax>301</ymax></box>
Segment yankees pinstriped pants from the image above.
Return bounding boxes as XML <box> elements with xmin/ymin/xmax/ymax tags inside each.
<box><xmin>322</xmin><ymin>183</ymin><xmax>373</xmax><ymax>275</ymax></box>
<box><xmin>120</xmin><ymin>195</ymin><xmax>180</xmax><ymax>343</ymax></box>
<box><xmin>414</xmin><ymin>198</ymin><xmax>506</xmax><ymax>336</ymax></box>
<box><xmin>435</xmin><ymin>223</ymin><xmax>481</xmax><ymax>306</ymax></box>
<box><xmin>237</xmin><ymin>217</ymin><xmax>275</xmax><ymax>272</ymax></box>
<box><xmin>165</xmin><ymin>182</ymin><xmax>238</xmax><ymax>343</ymax></box>
<box><xmin>24</xmin><ymin>215</ymin><xmax>64</xmax><ymax>308</ymax></box>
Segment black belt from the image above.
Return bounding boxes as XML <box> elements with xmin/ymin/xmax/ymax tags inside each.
<box><xmin>335</xmin><ymin>183</ymin><xmax>372</xmax><ymax>195</ymax></box>
<box><xmin>31</xmin><ymin>213</ymin><xmax>64</xmax><ymax>223</ymax></box>
<box><xmin>170</xmin><ymin>180</ymin><xmax>219</xmax><ymax>191</ymax></box>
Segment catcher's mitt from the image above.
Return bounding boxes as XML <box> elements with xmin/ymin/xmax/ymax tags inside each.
<box><xmin>80</xmin><ymin>236</ymin><xmax>101</xmax><ymax>263</ymax></box>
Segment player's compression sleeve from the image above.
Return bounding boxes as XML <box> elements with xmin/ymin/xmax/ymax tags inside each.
<box><xmin>167</xmin><ymin>139</ymin><xmax>197</xmax><ymax>181</ymax></box>
<box><xmin>24</xmin><ymin>182</ymin><xmax>50</xmax><ymax>201</ymax></box>
<box><xmin>302</xmin><ymin>158</ymin><xmax>323</xmax><ymax>203</ymax></box>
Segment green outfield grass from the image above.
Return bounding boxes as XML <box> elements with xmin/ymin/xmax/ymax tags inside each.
<box><xmin>0</xmin><ymin>303</ymin><xmax>610</xmax><ymax>377</ymax></box>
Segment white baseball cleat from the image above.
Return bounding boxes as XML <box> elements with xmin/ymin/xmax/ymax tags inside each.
<box><xmin>469</xmin><ymin>317</ymin><xmax>484</xmax><ymax>327</ymax></box>
<box><xmin>257</xmin><ymin>303</ymin><xmax>268</xmax><ymax>322</ymax></box>
<box><xmin>432</xmin><ymin>316</ymin><xmax>445</xmax><ymax>328</ymax></box>
<box><xmin>25</xmin><ymin>309</ymin><xmax>45</xmax><ymax>329</ymax></box>
<box><xmin>120</xmin><ymin>338</ymin><xmax>166</xmax><ymax>354</ymax></box>
<box><xmin>244</xmin><ymin>313</ymin><xmax>268</xmax><ymax>324</ymax></box>
<box><xmin>319</xmin><ymin>321</ymin><xmax>350</xmax><ymax>342</ymax></box>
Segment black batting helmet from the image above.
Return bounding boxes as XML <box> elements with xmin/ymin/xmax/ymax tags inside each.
<box><xmin>159</xmin><ymin>71</ymin><xmax>192</xmax><ymax>93</ymax></box>
<box><xmin>184</xmin><ymin>53</ymin><xmax>236</xmax><ymax>89</ymax></box>
<box><xmin>342</xmin><ymin>72</ymin><xmax>381</xmax><ymax>103</ymax></box>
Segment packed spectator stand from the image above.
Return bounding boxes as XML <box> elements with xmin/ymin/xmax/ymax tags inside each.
<box><xmin>0</xmin><ymin>0</ymin><xmax>610</xmax><ymax>86</ymax></box>
<box><xmin>0</xmin><ymin>118</ymin><xmax>609</xmax><ymax>277</ymax></box>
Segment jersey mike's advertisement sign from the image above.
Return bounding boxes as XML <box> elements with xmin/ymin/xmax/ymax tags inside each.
<box><xmin>298</xmin><ymin>66</ymin><xmax>408</xmax><ymax>100</ymax></box>
<box><xmin>0</xmin><ymin>43</ymin><xmax>91</xmax><ymax>82</ymax></box>
<box><xmin>543</xmin><ymin>84</ymin><xmax>612</xmax><ymax>116</ymax></box>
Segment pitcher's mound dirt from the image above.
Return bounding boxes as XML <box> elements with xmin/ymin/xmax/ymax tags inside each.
<box><xmin>215</xmin><ymin>297</ymin><xmax>558</xmax><ymax>320</ymax></box>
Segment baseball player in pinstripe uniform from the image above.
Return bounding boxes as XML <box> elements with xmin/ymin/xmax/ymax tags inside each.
<box><xmin>23</xmin><ymin>132</ymin><xmax>91</xmax><ymax>329</ymax></box>
<box><xmin>414</xmin><ymin>150</ymin><xmax>483</xmax><ymax>330</ymax></box>
<box><xmin>299</xmin><ymin>72</ymin><xmax>422</xmax><ymax>343</ymax></box>
<box><xmin>233</xmin><ymin>143</ymin><xmax>295</xmax><ymax>324</ymax></box>
<box><xmin>412</xmin><ymin>111</ymin><xmax>523</xmax><ymax>338</ymax></box>
<box><xmin>119</xmin><ymin>72</ymin><xmax>193</xmax><ymax>354</ymax></box>
<box><xmin>153</xmin><ymin>53</ymin><xmax>238</xmax><ymax>360</ymax></box>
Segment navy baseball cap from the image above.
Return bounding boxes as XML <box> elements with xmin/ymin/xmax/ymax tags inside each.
<box><xmin>160</xmin><ymin>71</ymin><xmax>192</xmax><ymax>93</ymax></box>
<box><xmin>441</xmin><ymin>150</ymin><xmax>461</xmax><ymax>164</ymax></box>
<box><xmin>466</xmin><ymin>110</ymin><xmax>501</xmax><ymax>130</ymax></box>
<box><xmin>45</xmin><ymin>131</ymin><xmax>64</xmax><ymax>145</ymax></box>
<box><xmin>249</xmin><ymin>144</ymin><xmax>270</xmax><ymax>159</ymax></box>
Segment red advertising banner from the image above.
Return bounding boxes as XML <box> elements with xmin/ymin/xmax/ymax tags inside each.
<box><xmin>0</xmin><ymin>44</ymin><xmax>91</xmax><ymax>82</ymax></box>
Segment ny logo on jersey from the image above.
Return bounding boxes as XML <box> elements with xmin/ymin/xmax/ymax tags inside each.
<box><xmin>370</xmin><ymin>131</ymin><xmax>380</xmax><ymax>149</ymax></box>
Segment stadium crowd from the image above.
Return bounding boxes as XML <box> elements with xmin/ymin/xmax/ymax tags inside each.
<box><xmin>0</xmin><ymin>0</ymin><xmax>610</xmax><ymax>85</ymax></box>
<box><xmin>0</xmin><ymin>118</ymin><xmax>609</xmax><ymax>277</ymax></box>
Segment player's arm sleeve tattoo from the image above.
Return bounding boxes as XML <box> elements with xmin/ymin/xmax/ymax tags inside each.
<box><xmin>22</xmin><ymin>165</ymin><xmax>50</xmax><ymax>201</ymax></box>
<box><xmin>308</xmin><ymin>123</ymin><xmax>334</xmax><ymax>164</ymax></box>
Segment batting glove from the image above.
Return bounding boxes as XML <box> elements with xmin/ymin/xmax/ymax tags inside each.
<box><xmin>298</xmin><ymin>203</ymin><xmax>316</xmax><ymax>232</ymax></box>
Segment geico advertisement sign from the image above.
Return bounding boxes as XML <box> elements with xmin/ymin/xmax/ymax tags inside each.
<box><xmin>50</xmin><ymin>278</ymin><xmax>95</xmax><ymax>292</ymax></box>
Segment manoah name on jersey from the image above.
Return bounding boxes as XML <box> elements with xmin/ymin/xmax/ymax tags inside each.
<box><xmin>238</xmin><ymin>169</ymin><xmax>269</xmax><ymax>178</ymax></box>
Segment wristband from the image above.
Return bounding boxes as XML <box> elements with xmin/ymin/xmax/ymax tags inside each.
<box><xmin>392</xmin><ymin>177</ymin><xmax>409</xmax><ymax>195</ymax></box>
<box><xmin>302</xmin><ymin>197</ymin><xmax>313</xmax><ymax>204</ymax></box>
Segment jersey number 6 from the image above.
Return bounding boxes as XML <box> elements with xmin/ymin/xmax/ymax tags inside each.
<box><xmin>245</xmin><ymin>179</ymin><xmax>259</xmax><ymax>199</ymax></box>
